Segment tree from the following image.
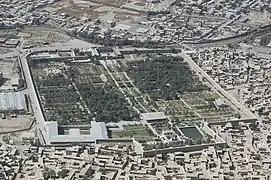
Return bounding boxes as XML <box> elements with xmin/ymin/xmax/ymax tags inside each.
<box><xmin>58</xmin><ymin>169</ymin><xmax>69</xmax><ymax>178</ymax></box>
<box><xmin>126</xmin><ymin>55</ymin><xmax>208</xmax><ymax>101</ymax></box>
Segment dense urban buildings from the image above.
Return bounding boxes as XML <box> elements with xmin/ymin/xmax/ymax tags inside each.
<box><xmin>0</xmin><ymin>0</ymin><xmax>271</xmax><ymax>179</ymax></box>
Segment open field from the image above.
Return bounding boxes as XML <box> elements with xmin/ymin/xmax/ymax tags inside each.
<box><xmin>180</xmin><ymin>92</ymin><xmax>239</xmax><ymax>122</ymax></box>
<box><xmin>0</xmin><ymin>48</ymin><xmax>13</xmax><ymax>55</ymax></box>
<box><xmin>157</xmin><ymin>100</ymin><xmax>200</xmax><ymax>121</ymax></box>
<box><xmin>22</xmin><ymin>27</ymin><xmax>70</xmax><ymax>46</ymax></box>
<box><xmin>47</xmin><ymin>0</ymin><xmax>142</xmax><ymax>22</ymax></box>
<box><xmin>111</xmin><ymin>124</ymin><xmax>154</xmax><ymax>142</ymax></box>
<box><xmin>0</xmin><ymin>115</ymin><xmax>33</xmax><ymax>133</ymax></box>
<box><xmin>0</xmin><ymin>59</ymin><xmax>20</xmax><ymax>90</ymax></box>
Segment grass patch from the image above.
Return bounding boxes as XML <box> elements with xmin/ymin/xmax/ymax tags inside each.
<box><xmin>111</xmin><ymin>124</ymin><xmax>154</xmax><ymax>142</ymax></box>
<box><xmin>202</xmin><ymin>92</ymin><xmax>220</xmax><ymax>101</ymax></box>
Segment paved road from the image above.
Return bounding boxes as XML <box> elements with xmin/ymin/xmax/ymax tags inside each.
<box><xmin>19</xmin><ymin>52</ymin><xmax>49</xmax><ymax>145</ymax></box>
<box><xmin>189</xmin><ymin>23</ymin><xmax>271</xmax><ymax>48</ymax></box>
<box><xmin>180</xmin><ymin>51</ymin><xmax>256</xmax><ymax>120</ymax></box>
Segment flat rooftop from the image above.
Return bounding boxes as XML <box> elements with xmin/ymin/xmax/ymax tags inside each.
<box><xmin>0</xmin><ymin>91</ymin><xmax>26</xmax><ymax>111</ymax></box>
<box><xmin>140</xmin><ymin>112</ymin><xmax>167</xmax><ymax>121</ymax></box>
<box><xmin>46</xmin><ymin>121</ymin><xmax>109</xmax><ymax>144</ymax></box>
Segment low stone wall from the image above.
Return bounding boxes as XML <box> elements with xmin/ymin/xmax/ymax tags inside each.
<box><xmin>208</xmin><ymin>118</ymin><xmax>257</xmax><ymax>126</ymax></box>
<box><xmin>142</xmin><ymin>142</ymin><xmax>227</xmax><ymax>157</ymax></box>
<box><xmin>96</xmin><ymin>138</ymin><xmax>133</xmax><ymax>144</ymax></box>
<box><xmin>201</xmin><ymin>123</ymin><xmax>224</xmax><ymax>143</ymax></box>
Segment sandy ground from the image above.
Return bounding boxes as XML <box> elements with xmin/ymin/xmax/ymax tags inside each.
<box><xmin>247</xmin><ymin>11</ymin><xmax>271</xmax><ymax>25</ymax></box>
<box><xmin>46</xmin><ymin>0</ymin><xmax>142</xmax><ymax>22</ymax></box>
<box><xmin>0</xmin><ymin>115</ymin><xmax>33</xmax><ymax>133</ymax></box>
<box><xmin>0</xmin><ymin>60</ymin><xmax>19</xmax><ymax>90</ymax></box>
<box><xmin>52</xmin><ymin>38</ymin><xmax>100</xmax><ymax>48</ymax></box>
<box><xmin>22</xmin><ymin>27</ymin><xmax>71</xmax><ymax>46</ymax></box>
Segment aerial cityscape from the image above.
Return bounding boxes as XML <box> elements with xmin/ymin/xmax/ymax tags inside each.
<box><xmin>0</xmin><ymin>0</ymin><xmax>271</xmax><ymax>179</ymax></box>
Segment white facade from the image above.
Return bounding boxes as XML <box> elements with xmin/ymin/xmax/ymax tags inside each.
<box><xmin>46</xmin><ymin>121</ymin><xmax>108</xmax><ymax>144</ymax></box>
